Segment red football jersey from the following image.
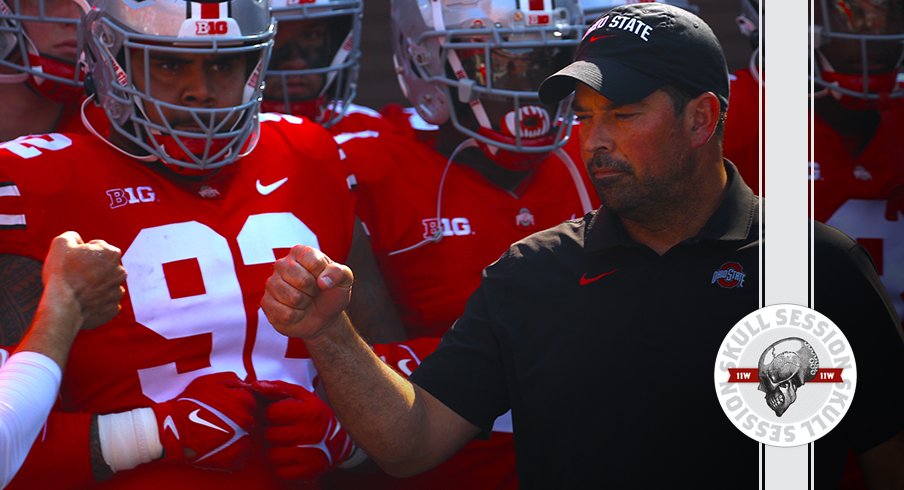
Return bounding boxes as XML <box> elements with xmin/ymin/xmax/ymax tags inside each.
<box><xmin>337</xmin><ymin>112</ymin><xmax>596</xmax><ymax>338</ymax></box>
<box><xmin>327</xmin><ymin>108</ymin><xmax>594</xmax><ymax>490</ymax></box>
<box><xmin>725</xmin><ymin>67</ymin><xmax>903</xmax><ymax>323</ymax></box>
<box><xmin>811</xmin><ymin>106</ymin><xmax>904</xmax><ymax>324</ymax></box>
<box><xmin>0</xmin><ymin>113</ymin><xmax>355</xmax><ymax>489</ymax></box>
<box><xmin>723</xmin><ymin>67</ymin><xmax>762</xmax><ymax>195</ymax></box>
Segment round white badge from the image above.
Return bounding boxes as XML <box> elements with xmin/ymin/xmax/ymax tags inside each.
<box><xmin>713</xmin><ymin>304</ymin><xmax>857</xmax><ymax>447</ymax></box>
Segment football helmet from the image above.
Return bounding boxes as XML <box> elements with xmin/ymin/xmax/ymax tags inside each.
<box><xmin>263</xmin><ymin>0</ymin><xmax>361</xmax><ymax>128</ymax></box>
<box><xmin>0</xmin><ymin>0</ymin><xmax>86</xmax><ymax>102</ymax></box>
<box><xmin>579</xmin><ymin>0</ymin><xmax>698</xmax><ymax>27</ymax></box>
<box><xmin>391</xmin><ymin>0</ymin><xmax>583</xmax><ymax>170</ymax></box>
<box><xmin>82</xmin><ymin>0</ymin><xmax>275</xmax><ymax>172</ymax></box>
<box><xmin>813</xmin><ymin>0</ymin><xmax>904</xmax><ymax>109</ymax></box>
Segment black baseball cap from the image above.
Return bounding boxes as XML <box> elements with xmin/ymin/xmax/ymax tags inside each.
<box><xmin>538</xmin><ymin>3</ymin><xmax>729</xmax><ymax>109</ymax></box>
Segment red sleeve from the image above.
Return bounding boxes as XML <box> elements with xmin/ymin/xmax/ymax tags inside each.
<box><xmin>371</xmin><ymin>337</ymin><xmax>441</xmax><ymax>378</ymax></box>
<box><xmin>6</xmin><ymin>410</ymin><xmax>96</xmax><ymax>490</ymax></box>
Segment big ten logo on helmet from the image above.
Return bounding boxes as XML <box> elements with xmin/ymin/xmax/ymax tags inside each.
<box><xmin>107</xmin><ymin>186</ymin><xmax>157</xmax><ymax>209</ymax></box>
<box><xmin>422</xmin><ymin>217</ymin><xmax>473</xmax><ymax>239</ymax></box>
<box><xmin>195</xmin><ymin>20</ymin><xmax>228</xmax><ymax>35</ymax></box>
<box><xmin>713</xmin><ymin>304</ymin><xmax>856</xmax><ymax>447</ymax></box>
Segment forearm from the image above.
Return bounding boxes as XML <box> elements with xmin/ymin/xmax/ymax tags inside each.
<box><xmin>3</xmin><ymin>410</ymin><xmax>97</xmax><ymax>490</ymax></box>
<box><xmin>305</xmin><ymin>313</ymin><xmax>440</xmax><ymax>475</ymax></box>
<box><xmin>15</xmin><ymin>283</ymin><xmax>81</xmax><ymax>369</ymax></box>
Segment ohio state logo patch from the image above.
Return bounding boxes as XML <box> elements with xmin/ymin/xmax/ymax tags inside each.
<box><xmin>712</xmin><ymin>261</ymin><xmax>746</xmax><ymax>288</ymax></box>
<box><xmin>713</xmin><ymin>304</ymin><xmax>856</xmax><ymax>447</ymax></box>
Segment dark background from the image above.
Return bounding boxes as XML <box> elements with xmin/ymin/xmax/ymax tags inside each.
<box><xmin>354</xmin><ymin>0</ymin><xmax>754</xmax><ymax>109</ymax></box>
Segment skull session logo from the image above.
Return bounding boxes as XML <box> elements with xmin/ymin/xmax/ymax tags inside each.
<box><xmin>713</xmin><ymin>304</ymin><xmax>857</xmax><ymax>447</ymax></box>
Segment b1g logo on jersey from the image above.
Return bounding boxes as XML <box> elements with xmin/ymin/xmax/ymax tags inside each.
<box><xmin>422</xmin><ymin>217</ymin><xmax>473</xmax><ymax>239</ymax></box>
<box><xmin>713</xmin><ymin>304</ymin><xmax>856</xmax><ymax>447</ymax></box>
<box><xmin>108</xmin><ymin>186</ymin><xmax>156</xmax><ymax>209</ymax></box>
<box><xmin>712</xmin><ymin>261</ymin><xmax>746</xmax><ymax>288</ymax></box>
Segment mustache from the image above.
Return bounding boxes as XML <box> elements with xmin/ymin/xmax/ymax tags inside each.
<box><xmin>587</xmin><ymin>152</ymin><xmax>633</xmax><ymax>173</ymax></box>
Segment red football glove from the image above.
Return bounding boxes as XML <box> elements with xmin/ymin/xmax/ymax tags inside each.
<box><xmin>153</xmin><ymin>372</ymin><xmax>256</xmax><ymax>471</ymax></box>
<box><xmin>252</xmin><ymin>380</ymin><xmax>356</xmax><ymax>480</ymax></box>
<box><xmin>372</xmin><ymin>337</ymin><xmax>441</xmax><ymax>379</ymax></box>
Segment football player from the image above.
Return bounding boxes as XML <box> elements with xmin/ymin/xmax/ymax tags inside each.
<box><xmin>315</xmin><ymin>0</ymin><xmax>596</xmax><ymax>488</ymax></box>
<box><xmin>729</xmin><ymin>0</ymin><xmax>903</xmax><ymax>326</ymax></box>
<box><xmin>812</xmin><ymin>0</ymin><xmax>904</xmax><ymax>324</ymax></box>
<box><xmin>722</xmin><ymin>0</ymin><xmax>761</xmax><ymax>193</ymax></box>
<box><xmin>0</xmin><ymin>0</ymin><xmax>407</xmax><ymax>487</ymax></box>
<box><xmin>0</xmin><ymin>0</ymin><xmax>87</xmax><ymax>140</ymax></box>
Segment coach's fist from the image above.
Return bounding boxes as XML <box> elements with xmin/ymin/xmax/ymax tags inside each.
<box><xmin>261</xmin><ymin>245</ymin><xmax>353</xmax><ymax>340</ymax></box>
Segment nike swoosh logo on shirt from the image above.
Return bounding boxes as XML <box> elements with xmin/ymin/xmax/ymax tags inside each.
<box><xmin>579</xmin><ymin>269</ymin><xmax>616</xmax><ymax>286</ymax></box>
<box><xmin>188</xmin><ymin>409</ymin><xmax>229</xmax><ymax>434</ymax></box>
<box><xmin>163</xmin><ymin>415</ymin><xmax>180</xmax><ymax>440</ymax></box>
<box><xmin>256</xmin><ymin>177</ymin><xmax>289</xmax><ymax>195</ymax></box>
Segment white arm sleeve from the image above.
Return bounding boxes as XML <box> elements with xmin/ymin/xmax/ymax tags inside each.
<box><xmin>0</xmin><ymin>351</ymin><xmax>62</xmax><ymax>489</ymax></box>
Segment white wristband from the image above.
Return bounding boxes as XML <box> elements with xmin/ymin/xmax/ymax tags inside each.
<box><xmin>338</xmin><ymin>446</ymin><xmax>368</xmax><ymax>470</ymax></box>
<box><xmin>97</xmin><ymin>407</ymin><xmax>163</xmax><ymax>472</ymax></box>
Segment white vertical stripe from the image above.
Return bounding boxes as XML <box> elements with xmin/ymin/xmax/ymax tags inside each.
<box><xmin>762</xmin><ymin>0</ymin><xmax>812</xmax><ymax>486</ymax></box>
<box><xmin>0</xmin><ymin>185</ymin><xmax>19</xmax><ymax>197</ymax></box>
<box><xmin>0</xmin><ymin>214</ymin><xmax>25</xmax><ymax>226</ymax></box>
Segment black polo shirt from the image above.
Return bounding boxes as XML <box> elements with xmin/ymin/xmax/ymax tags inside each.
<box><xmin>410</xmin><ymin>163</ymin><xmax>904</xmax><ymax>488</ymax></box>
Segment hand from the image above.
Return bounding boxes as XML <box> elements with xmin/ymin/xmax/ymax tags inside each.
<box><xmin>252</xmin><ymin>380</ymin><xmax>356</xmax><ymax>480</ymax></box>
<box><xmin>152</xmin><ymin>372</ymin><xmax>256</xmax><ymax>472</ymax></box>
<box><xmin>41</xmin><ymin>231</ymin><xmax>126</xmax><ymax>330</ymax></box>
<box><xmin>261</xmin><ymin>245</ymin><xmax>354</xmax><ymax>339</ymax></box>
<box><xmin>372</xmin><ymin>337</ymin><xmax>441</xmax><ymax>379</ymax></box>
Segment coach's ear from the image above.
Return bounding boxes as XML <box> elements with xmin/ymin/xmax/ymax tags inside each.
<box><xmin>686</xmin><ymin>91</ymin><xmax>721</xmax><ymax>149</ymax></box>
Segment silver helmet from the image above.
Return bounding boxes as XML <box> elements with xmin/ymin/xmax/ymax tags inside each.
<box><xmin>579</xmin><ymin>0</ymin><xmax>698</xmax><ymax>28</ymax></box>
<box><xmin>82</xmin><ymin>0</ymin><xmax>275</xmax><ymax>171</ymax></box>
<box><xmin>391</xmin><ymin>0</ymin><xmax>583</xmax><ymax>166</ymax></box>
<box><xmin>0</xmin><ymin>0</ymin><xmax>87</xmax><ymax>101</ymax></box>
<box><xmin>263</xmin><ymin>0</ymin><xmax>362</xmax><ymax>128</ymax></box>
<box><xmin>812</xmin><ymin>0</ymin><xmax>904</xmax><ymax>109</ymax></box>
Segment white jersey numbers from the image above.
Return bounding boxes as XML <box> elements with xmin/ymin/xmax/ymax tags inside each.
<box><xmin>124</xmin><ymin>214</ymin><xmax>320</xmax><ymax>402</ymax></box>
<box><xmin>0</xmin><ymin>133</ymin><xmax>72</xmax><ymax>159</ymax></box>
<box><xmin>827</xmin><ymin>199</ymin><xmax>904</xmax><ymax>320</ymax></box>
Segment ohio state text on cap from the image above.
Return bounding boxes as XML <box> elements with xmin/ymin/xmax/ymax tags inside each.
<box><xmin>538</xmin><ymin>3</ymin><xmax>729</xmax><ymax>108</ymax></box>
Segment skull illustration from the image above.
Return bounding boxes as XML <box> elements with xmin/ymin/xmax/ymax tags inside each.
<box><xmin>757</xmin><ymin>338</ymin><xmax>820</xmax><ymax>417</ymax></box>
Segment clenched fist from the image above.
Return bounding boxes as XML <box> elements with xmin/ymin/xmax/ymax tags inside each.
<box><xmin>42</xmin><ymin>230</ymin><xmax>126</xmax><ymax>330</ymax></box>
<box><xmin>261</xmin><ymin>245</ymin><xmax>354</xmax><ymax>340</ymax></box>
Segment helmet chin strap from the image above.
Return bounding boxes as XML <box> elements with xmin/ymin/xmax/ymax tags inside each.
<box><xmin>80</xmin><ymin>95</ymin><xmax>157</xmax><ymax>162</ymax></box>
<box><xmin>387</xmin><ymin>137</ymin><xmax>478</xmax><ymax>256</ymax></box>
<box><xmin>386</xmin><ymin>137</ymin><xmax>595</xmax><ymax>257</ymax></box>
<box><xmin>0</xmin><ymin>72</ymin><xmax>28</xmax><ymax>83</ymax></box>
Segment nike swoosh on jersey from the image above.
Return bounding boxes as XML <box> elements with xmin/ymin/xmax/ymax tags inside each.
<box><xmin>188</xmin><ymin>409</ymin><xmax>229</xmax><ymax>434</ymax></box>
<box><xmin>256</xmin><ymin>177</ymin><xmax>289</xmax><ymax>195</ymax></box>
<box><xmin>163</xmin><ymin>415</ymin><xmax>180</xmax><ymax>440</ymax></box>
<box><xmin>579</xmin><ymin>269</ymin><xmax>616</xmax><ymax>286</ymax></box>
